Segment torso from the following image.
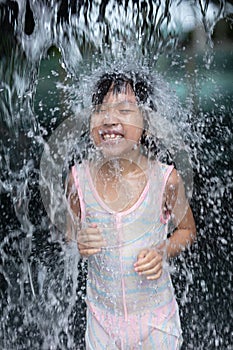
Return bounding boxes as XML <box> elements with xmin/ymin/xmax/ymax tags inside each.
<box><xmin>70</xmin><ymin>160</ymin><xmax>181</xmax><ymax>339</ymax></box>
<box><xmin>71</xmin><ymin>160</ymin><xmax>176</xmax><ymax>314</ymax></box>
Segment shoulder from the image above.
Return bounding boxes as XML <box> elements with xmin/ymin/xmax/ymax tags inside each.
<box><xmin>166</xmin><ymin>167</ymin><xmax>184</xmax><ymax>196</ymax></box>
<box><xmin>165</xmin><ymin>168</ymin><xmax>185</xmax><ymax>208</ymax></box>
<box><xmin>156</xmin><ymin>161</ymin><xmax>175</xmax><ymax>183</ymax></box>
<box><xmin>66</xmin><ymin>167</ymin><xmax>81</xmax><ymax>214</ymax></box>
<box><xmin>66</xmin><ymin>162</ymin><xmax>84</xmax><ymax>192</ymax></box>
<box><xmin>69</xmin><ymin>161</ymin><xmax>86</xmax><ymax>180</ymax></box>
<box><xmin>166</xmin><ymin>168</ymin><xmax>180</xmax><ymax>188</ymax></box>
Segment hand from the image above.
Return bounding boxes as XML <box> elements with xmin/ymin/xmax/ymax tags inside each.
<box><xmin>78</xmin><ymin>223</ymin><xmax>106</xmax><ymax>257</ymax></box>
<box><xmin>134</xmin><ymin>248</ymin><xmax>163</xmax><ymax>280</ymax></box>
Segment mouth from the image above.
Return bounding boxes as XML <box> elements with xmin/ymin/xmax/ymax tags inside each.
<box><xmin>99</xmin><ymin>129</ymin><xmax>124</xmax><ymax>142</ymax></box>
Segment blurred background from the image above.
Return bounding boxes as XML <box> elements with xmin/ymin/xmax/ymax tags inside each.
<box><xmin>0</xmin><ymin>1</ymin><xmax>232</xmax><ymax>349</ymax></box>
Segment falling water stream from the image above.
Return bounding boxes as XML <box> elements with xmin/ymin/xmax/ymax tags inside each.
<box><xmin>0</xmin><ymin>1</ymin><xmax>232</xmax><ymax>349</ymax></box>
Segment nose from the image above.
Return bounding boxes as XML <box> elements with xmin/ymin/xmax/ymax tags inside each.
<box><xmin>102</xmin><ymin>110</ymin><xmax>121</xmax><ymax>126</ymax></box>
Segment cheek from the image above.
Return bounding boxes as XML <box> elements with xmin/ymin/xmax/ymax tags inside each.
<box><xmin>90</xmin><ymin>115</ymin><xmax>102</xmax><ymax>143</ymax></box>
<box><xmin>135</xmin><ymin>127</ymin><xmax>143</xmax><ymax>141</ymax></box>
<box><xmin>90</xmin><ymin>113</ymin><xmax>102</xmax><ymax>129</ymax></box>
<box><xmin>91</xmin><ymin>127</ymin><xmax>101</xmax><ymax>145</ymax></box>
<box><xmin>124</xmin><ymin>126</ymin><xmax>143</xmax><ymax>142</ymax></box>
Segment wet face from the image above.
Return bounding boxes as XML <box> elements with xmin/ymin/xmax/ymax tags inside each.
<box><xmin>90</xmin><ymin>84</ymin><xmax>144</xmax><ymax>157</ymax></box>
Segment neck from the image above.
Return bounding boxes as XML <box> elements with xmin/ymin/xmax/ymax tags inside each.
<box><xmin>91</xmin><ymin>147</ymin><xmax>148</xmax><ymax>177</ymax></box>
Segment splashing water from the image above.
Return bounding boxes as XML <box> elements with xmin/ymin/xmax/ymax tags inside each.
<box><xmin>0</xmin><ymin>1</ymin><xmax>232</xmax><ymax>349</ymax></box>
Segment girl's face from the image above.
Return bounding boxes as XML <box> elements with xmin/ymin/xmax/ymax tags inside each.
<box><xmin>90</xmin><ymin>84</ymin><xmax>144</xmax><ymax>157</ymax></box>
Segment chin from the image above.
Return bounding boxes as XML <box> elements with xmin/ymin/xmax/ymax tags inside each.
<box><xmin>98</xmin><ymin>142</ymin><xmax>139</xmax><ymax>159</ymax></box>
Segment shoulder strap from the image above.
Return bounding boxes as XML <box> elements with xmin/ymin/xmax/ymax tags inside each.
<box><xmin>71</xmin><ymin>164</ymin><xmax>86</xmax><ymax>223</ymax></box>
<box><xmin>159</xmin><ymin>163</ymin><xmax>174</xmax><ymax>224</ymax></box>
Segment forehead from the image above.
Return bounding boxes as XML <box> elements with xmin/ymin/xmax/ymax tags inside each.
<box><xmin>103</xmin><ymin>82</ymin><xmax>137</xmax><ymax>104</ymax></box>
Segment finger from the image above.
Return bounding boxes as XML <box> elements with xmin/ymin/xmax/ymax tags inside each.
<box><xmin>146</xmin><ymin>269</ymin><xmax>163</xmax><ymax>280</ymax></box>
<box><xmin>135</xmin><ymin>249</ymin><xmax>149</xmax><ymax>266</ymax></box>
<box><xmin>139</xmin><ymin>263</ymin><xmax>162</xmax><ymax>276</ymax></box>
<box><xmin>78</xmin><ymin>233</ymin><xmax>104</xmax><ymax>244</ymax></box>
<box><xmin>79</xmin><ymin>227</ymin><xmax>101</xmax><ymax>236</ymax></box>
<box><xmin>79</xmin><ymin>248</ymin><xmax>101</xmax><ymax>257</ymax></box>
<box><xmin>78</xmin><ymin>241</ymin><xmax>102</xmax><ymax>251</ymax></box>
<box><xmin>78</xmin><ymin>227</ymin><xmax>104</xmax><ymax>243</ymax></box>
<box><xmin>135</xmin><ymin>258</ymin><xmax>161</xmax><ymax>274</ymax></box>
<box><xmin>78</xmin><ymin>239</ymin><xmax>104</xmax><ymax>249</ymax></box>
<box><xmin>135</xmin><ymin>251</ymin><xmax>161</xmax><ymax>269</ymax></box>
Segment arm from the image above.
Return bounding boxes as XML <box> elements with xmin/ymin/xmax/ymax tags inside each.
<box><xmin>134</xmin><ymin>168</ymin><xmax>196</xmax><ymax>279</ymax></box>
<box><xmin>66</xmin><ymin>171</ymin><xmax>105</xmax><ymax>256</ymax></box>
<box><xmin>160</xmin><ymin>168</ymin><xmax>196</xmax><ymax>258</ymax></box>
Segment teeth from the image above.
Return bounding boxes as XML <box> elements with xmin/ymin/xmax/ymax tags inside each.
<box><xmin>103</xmin><ymin>134</ymin><xmax>123</xmax><ymax>140</ymax></box>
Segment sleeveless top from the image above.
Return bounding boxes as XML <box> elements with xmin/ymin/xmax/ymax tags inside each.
<box><xmin>71</xmin><ymin>160</ymin><xmax>181</xmax><ymax>336</ymax></box>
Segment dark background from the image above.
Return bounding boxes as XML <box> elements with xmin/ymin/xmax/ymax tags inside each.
<box><xmin>0</xmin><ymin>1</ymin><xmax>232</xmax><ymax>349</ymax></box>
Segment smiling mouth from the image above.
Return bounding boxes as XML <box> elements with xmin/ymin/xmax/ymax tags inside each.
<box><xmin>99</xmin><ymin>130</ymin><xmax>124</xmax><ymax>141</ymax></box>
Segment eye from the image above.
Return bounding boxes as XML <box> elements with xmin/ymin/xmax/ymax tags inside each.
<box><xmin>95</xmin><ymin>107</ymin><xmax>107</xmax><ymax>114</ymax></box>
<box><xmin>117</xmin><ymin>102</ymin><xmax>138</xmax><ymax>114</ymax></box>
<box><xmin>119</xmin><ymin>109</ymin><xmax>132</xmax><ymax>113</ymax></box>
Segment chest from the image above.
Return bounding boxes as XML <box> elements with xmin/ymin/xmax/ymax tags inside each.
<box><xmin>94</xmin><ymin>169</ymin><xmax>147</xmax><ymax>212</ymax></box>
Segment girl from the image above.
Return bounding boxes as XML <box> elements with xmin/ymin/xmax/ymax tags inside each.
<box><xmin>66</xmin><ymin>71</ymin><xmax>196</xmax><ymax>349</ymax></box>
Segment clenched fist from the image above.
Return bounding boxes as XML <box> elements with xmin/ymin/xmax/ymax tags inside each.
<box><xmin>78</xmin><ymin>223</ymin><xmax>106</xmax><ymax>257</ymax></box>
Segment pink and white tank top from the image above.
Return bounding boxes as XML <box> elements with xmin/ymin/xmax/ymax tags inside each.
<box><xmin>72</xmin><ymin>161</ymin><xmax>177</xmax><ymax>321</ymax></box>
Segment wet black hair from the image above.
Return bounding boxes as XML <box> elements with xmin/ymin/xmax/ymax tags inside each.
<box><xmin>92</xmin><ymin>71</ymin><xmax>157</xmax><ymax>111</ymax></box>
